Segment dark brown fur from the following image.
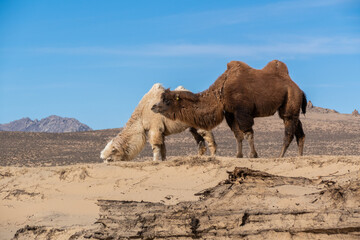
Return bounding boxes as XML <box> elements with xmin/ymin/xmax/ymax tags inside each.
<box><xmin>152</xmin><ymin>60</ymin><xmax>307</xmax><ymax>158</ymax></box>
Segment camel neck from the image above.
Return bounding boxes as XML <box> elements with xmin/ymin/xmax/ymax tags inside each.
<box><xmin>178</xmin><ymin>89</ymin><xmax>224</xmax><ymax>130</ymax></box>
<box><xmin>115</xmin><ymin>117</ymin><xmax>146</xmax><ymax>160</ymax></box>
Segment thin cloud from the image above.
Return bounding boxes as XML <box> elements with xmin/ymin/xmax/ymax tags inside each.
<box><xmin>138</xmin><ymin>0</ymin><xmax>355</xmax><ymax>29</ymax></box>
<box><xmin>264</xmin><ymin>0</ymin><xmax>354</xmax><ymax>10</ymax></box>
<box><xmin>23</xmin><ymin>36</ymin><xmax>360</xmax><ymax>58</ymax></box>
<box><xmin>146</xmin><ymin>37</ymin><xmax>360</xmax><ymax>56</ymax></box>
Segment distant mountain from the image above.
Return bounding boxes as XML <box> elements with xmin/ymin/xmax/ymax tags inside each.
<box><xmin>0</xmin><ymin>115</ymin><xmax>92</xmax><ymax>133</ymax></box>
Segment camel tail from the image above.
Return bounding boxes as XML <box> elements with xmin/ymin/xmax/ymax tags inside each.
<box><xmin>301</xmin><ymin>91</ymin><xmax>307</xmax><ymax>115</ymax></box>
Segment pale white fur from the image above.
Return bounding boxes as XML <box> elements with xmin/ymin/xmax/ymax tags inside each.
<box><xmin>100</xmin><ymin>140</ymin><xmax>113</xmax><ymax>160</ymax></box>
<box><xmin>100</xmin><ymin>83</ymin><xmax>216</xmax><ymax>162</ymax></box>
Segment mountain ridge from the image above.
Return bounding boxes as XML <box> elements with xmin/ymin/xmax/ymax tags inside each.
<box><xmin>0</xmin><ymin>115</ymin><xmax>92</xmax><ymax>133</ymax></box>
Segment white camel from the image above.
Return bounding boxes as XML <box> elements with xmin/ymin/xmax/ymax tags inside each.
<box><xmin>100</xmin><ymin>83</ymin><xmax>217</xmax><ymax>162</ymax></box>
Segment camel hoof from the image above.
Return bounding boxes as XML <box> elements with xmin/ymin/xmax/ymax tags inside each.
<box><xmin>209</xmin><ymin>148</ymin><xmax>217</xmax><ymax>156</ymax></box>
<box><xmin>236</xmin><ymin>153</ymin><xmax>243</xmax><ymax>158</ymax></box>
<box><xmin>249</xmin><ymin>152</ymin><xmax>258</xmax><ymax>158</ymax></box>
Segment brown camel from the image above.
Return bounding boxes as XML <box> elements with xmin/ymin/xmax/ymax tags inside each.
<box><xmin>152</xmin><ymin>60</ymin><xmax>307</xmax><ymax>158</ymax></box>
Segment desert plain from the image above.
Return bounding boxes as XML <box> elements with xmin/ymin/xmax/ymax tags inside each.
<box><xmin>0</xmin><ymin>109</ymin><xmax>359</xmax><ymax>239</ymax></box>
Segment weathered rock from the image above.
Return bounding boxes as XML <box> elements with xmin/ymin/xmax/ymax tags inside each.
<box><xmin>70</xmin><ymin>167</ymin><xmax>360</xmax><ymax>240</ymax></box>
<box><xmin>307</xmin><ymin>100</ymin><xmax>314</xmax><ymax>109</ymax></box>
<box><xmin>352</xmin><ymin>109</ymin><xmax>359</xmax><ymax>117</ymax></box>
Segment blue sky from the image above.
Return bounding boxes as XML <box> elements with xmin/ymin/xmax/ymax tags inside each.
<box><xmin>0</xmin><ymin>0</ymin><xmax>359</xmax><ymax>130</ymax></box>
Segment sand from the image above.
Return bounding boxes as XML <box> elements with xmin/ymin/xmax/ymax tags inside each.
<box><xmin>1</xmin><ymin>155</ymin><xmax>360</xmax><ymax>239</ymax></box>
<box><xmin>1</xmin><ymin>111</ymin><xmax>359</xmax><ymax>239</ymax></box>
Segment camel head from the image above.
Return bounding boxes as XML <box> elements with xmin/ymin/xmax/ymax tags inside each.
<box><xmin>100</xmin><ymin>139</ymin><xmax>127</xmax><ymax>163</ymax></box>
<box><xmin>151</xmin><ymin>89</ymin><xmax>198</xmax><ymax>120</ymax></box>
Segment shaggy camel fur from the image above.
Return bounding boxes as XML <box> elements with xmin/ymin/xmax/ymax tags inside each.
<box><xmin>100</xmin><ymin>84</ymin><xmax>216</xmax><ymax>162</ymax></box>
<box><xmin>152</xmin><ymin>60</ymin><xmax>307</xmax><ymax>158</ymax></box>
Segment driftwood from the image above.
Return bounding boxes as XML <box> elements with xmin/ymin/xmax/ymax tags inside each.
<box><xmin>76</xmin><ymin>167</ymin><xmax>360</xmax><ymax>240</ymax></box>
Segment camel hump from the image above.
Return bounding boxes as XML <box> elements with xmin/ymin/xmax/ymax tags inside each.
<box><xmin>263</xmin><ymin>60</ymin><xmax>289</xmax><ymax>75</ymax></box>
<box><xmin>150</xmin><ymin>83</ymin><xmax>165</xmax><ymax>92</ymax></box>
<box><xmin>174</xmin><ymin>86</ymin><xmax>190</xmax><ymax>92</ymax></box>
<box><xmin>227</xmin><ymin>61</ymin><xmax>251</xmax><ymax>70</ymax></box>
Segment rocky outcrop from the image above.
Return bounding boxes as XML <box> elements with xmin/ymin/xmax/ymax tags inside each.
<box><xmin>307</xmin><ymin>101</ymin><xmax>338</xmax><ymax>114</ymax></box>
<box><xmin>0</xmin><ymin>115</ymin><xmax>92</xmax><ymax>133</ymax></box>
<box><xmin>352</xmin><ymin>109</ymin><xmax>359</xmax><ymax>117</ymax></box>
<box><xmin>307</xmin><ymin>100</ymin><xmax>314</xmax><ymax>109</ymax></box>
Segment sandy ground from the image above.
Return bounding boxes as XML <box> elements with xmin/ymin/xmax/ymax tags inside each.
<box><xmin>1</xmin><ymin>111</ymin><xmax>359</xmax><ymax>239</ymax></box>
<box><xmin>1</xmin><ymin>155</ymin><xmax>360</xmax><ymax>239</ymax></box>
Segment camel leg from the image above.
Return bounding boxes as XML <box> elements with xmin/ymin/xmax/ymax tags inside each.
<box><xmin>203</xmin><ymin>131</ymin><xmax>217</xmax><ymax>156</ymax></box>
<box><xmin>160</xmin><ymin>142</ymin><xmax>167</xmax><ymax>161</ymax></box>
<box><xmin>279</xmin><ymin>117</ymin><xmax>296</xmax><ymax>158</ymax></box>
<box><xmin>151</xmin><ymin>144</ymin><xmax>162</xmax><ymax>161</ymax></box>
<box><xmin>151</xmin><ymin>143</ymin><xmax>166</xmax><ymax>161</ymax></box>
<box><xmin>295</xmin><ymin>119</ymin><xmax>305</xmax><ymax>156</ymax></box>
<box><xmin>197</xmin><ymin>129</ymin><xmax>217</xmax><ymax>156</ymax></box>
<box><xmin>234</xmin><ymin>111</ymin><xmax>258</xmax><ymax>158</ymax></box>
<box><xmin>244</xmin><ymin>129</ymin><xmax>258</xmax><ymax>158</ymax></box>
<box><xmin>189</xmin><ymin>127</ymin><xmax>207</xmax><ymax>155</ymax></box>
<box><xmin>149</xmin><ymin>130</ymin><xmax>164</xmax><ymax>161</ymax></box>
<box><xmin>225</xmin><ymin>112</ymin><xmax>244</xmax><ymax>158</ymax></box>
